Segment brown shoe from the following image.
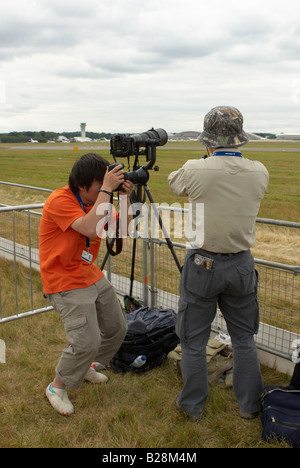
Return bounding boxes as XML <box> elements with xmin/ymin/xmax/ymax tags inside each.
<box><xmin>240</xmin><ymin>411</ymin><xmax>259</xmax><ymax>420</ymax></box>
<box><xmin>175</xmin><ymin>400</ymin><xmax>202</xmax><ymax>422</ymax></box>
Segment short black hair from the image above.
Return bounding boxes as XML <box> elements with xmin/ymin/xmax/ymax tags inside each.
<box><xmin>68</xmin><ymin>153</ymin><xmax>109</xmax><ymax>194</ymax></box>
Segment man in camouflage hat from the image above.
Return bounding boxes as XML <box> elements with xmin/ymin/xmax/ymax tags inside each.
<box><xmin>168</xmin><ymin>106</ymin><xmax>269</xmax><ymax>422</ymax></box>
<box><xmin>199</xmin><ymin>106</ymin><xmax>249</xmax><ymax>148</ymax></box>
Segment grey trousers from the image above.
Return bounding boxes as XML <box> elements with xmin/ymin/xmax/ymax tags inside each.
<box><xmin>176</xmin><ymin>249</ymin><xmax>263</xmax><ymax>417</ymax></box>
<box><xmin>48</xmin><ymin>276</ymin><xmax>127</xmax><ymax>389</ymax></box>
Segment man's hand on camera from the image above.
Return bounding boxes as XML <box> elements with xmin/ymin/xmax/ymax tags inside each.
<box><xmin>119</xmin><ymin>180</ymin><xmax>134</xmax><ymax>196</ymax></box>
<box><xmin>102</xmin><ymin>164</ymin><xmax>124</xmax><ymax>192</ymax></box>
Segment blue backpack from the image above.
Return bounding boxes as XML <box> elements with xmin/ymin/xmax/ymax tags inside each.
<box><xmin>261</xmin><ymin>385</ymin><xmax>300</xmax><ymax>447</ymax></box>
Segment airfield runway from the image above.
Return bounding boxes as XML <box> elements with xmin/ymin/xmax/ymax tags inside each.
<box><xmin>1</xmin><ymin>144</ymin><xmax>300</xmax><ymax>152</ymax></box>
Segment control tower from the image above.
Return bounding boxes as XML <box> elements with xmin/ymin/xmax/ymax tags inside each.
<box><xmin>80</xmin><ymin>123</ymin><xmax>86</xmax><ymax>139</ymax></box>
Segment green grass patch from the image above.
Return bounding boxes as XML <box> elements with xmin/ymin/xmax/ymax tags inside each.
<box><xmin>1</xmin><ymin>141</ymin><xmax>299</xmax><ymax>221</ymax></box>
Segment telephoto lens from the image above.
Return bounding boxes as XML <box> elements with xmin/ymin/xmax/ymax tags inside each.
<box><xmin>110</xmin><ymin>127</ymin><xmax>168</xmax><ymax>158</ymax></box>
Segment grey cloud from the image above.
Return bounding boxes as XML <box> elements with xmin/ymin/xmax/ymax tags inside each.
<box><xmin>1</xmin><ymin>0</ymin><xmax>300</xmax><ymax>134</ymax></box>
<box><xmin>42</xmin><ymin>0</ymin><xmax>98</xmax><ymax>19</ymax></box>
<box><xmin>0</xmin><ymin>1</ymin><xmax>100</xmax><ymax>62</ymax></box>
<box><xmin>277</xmin><ymin>28</ymin><xmax>300</xmax><ymax>61</ymax></box>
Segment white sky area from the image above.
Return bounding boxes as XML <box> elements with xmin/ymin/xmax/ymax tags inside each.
<box><xmin>0</xmin><ymin>0</ymin><xmax>300</xmax><ymax>134</ymax></box>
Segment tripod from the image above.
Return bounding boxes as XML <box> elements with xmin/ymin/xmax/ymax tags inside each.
<box><xmin>100</xmin><ymin>181</ymin><xmax>182</xmax><ymax>297</ymax></box>
<box><xmin>100</xmin><ymin>142</ymin><xmax>182</xmax><ymax>299</ymax></box>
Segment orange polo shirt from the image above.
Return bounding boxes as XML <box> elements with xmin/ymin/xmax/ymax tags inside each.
<box><xmin>39</xmin><ymin>186</ymin><xmax>104</xmax><ymax>294</ymax></box>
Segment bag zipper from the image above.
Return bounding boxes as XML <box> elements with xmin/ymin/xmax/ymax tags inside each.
<box><xmin>268</xmin><ymin>414</ymin><xmax>300</xmax><ymax>430</ymax></box>
<box><xmin>262</xmin><ymin>387</ymin><xmax>300</xmax><ymax>399</ymax></box>
<box><xmin>265</xmin><ymin>405</ymin><xmax>300</xmax><ymax>429</ymax></box>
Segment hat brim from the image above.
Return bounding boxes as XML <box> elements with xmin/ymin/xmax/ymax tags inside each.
<box><xmin>198</xmin><ymin>131</ymin><xmax>248</xmax><ymax>148</ymax></box>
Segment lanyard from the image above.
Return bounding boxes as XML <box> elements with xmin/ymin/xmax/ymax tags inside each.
<box><xmin>75</xmin><ymin>193</ymin><xmax>90</xmax><ymax>250</ymax></box>
<box><xmin>75</xmin><ymin>192</ymin><xmax>123</xmax><ymax>258</ymax></box>
<box><xmin>213</xmin><ymin>151</ymin><xmax>242</xmax><ymax>157</ymax></box>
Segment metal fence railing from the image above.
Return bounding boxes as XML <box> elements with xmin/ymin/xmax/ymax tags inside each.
<box><xmin>0</xmin><ymin>204</ymin><xmax>52</xmax><ymax>322</ymax></box>
<box><xmin>0</xmin><ymin>182</ymin><xmax>299</xmax><ymax>361</ymax></box>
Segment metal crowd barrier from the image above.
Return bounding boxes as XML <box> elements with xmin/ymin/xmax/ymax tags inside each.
<box><xmin>0</xmin><ymin>182</ymin><xmax>299</xmax><ymax>362</ymax></box>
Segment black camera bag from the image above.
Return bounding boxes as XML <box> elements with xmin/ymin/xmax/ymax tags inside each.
<box><xmin>110</xmin><ymin>306</ymin><xmax>179</xmax><ymax>373</ymax></box>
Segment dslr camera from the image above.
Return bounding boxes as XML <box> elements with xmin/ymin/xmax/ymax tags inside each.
<box><xmin>109</xmin><ymin>127</ymin><xmax>168</xmax><ymax>191</ymax></box>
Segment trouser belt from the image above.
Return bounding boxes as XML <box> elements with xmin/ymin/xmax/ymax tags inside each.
<box><xmin>197</xmin><ymin>248</ymin><xmax>246</xmax><ymax>257</ymax></box>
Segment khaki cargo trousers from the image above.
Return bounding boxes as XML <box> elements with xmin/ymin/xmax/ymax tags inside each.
<box><xmin>48</xmin><ymin>276</ymin><xmax>127</xmax><ymax>389</ymax></box>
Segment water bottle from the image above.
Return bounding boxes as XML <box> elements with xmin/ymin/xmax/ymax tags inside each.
<box><xmin>131</xmin><ymin>355</ymin><xmax>147</xmax><ymax>368</ymax></box>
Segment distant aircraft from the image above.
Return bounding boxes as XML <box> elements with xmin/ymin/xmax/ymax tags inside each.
<box><xmin>30</xmin><ymin>138</ymin><xmax>38</xmax><ymax>143</ymax></box>
<box><xmin>73</xmin><ymin>137</ymin><xmax>93</xmax><ymax>142</ymax></box>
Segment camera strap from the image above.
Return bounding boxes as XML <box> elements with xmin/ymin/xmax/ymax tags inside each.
<box><xmin>76</xmin><ymin>192</ymin><xmax>122</xmax><ymax>257</ymax></box>
<box><xmin>104</xmin><ymin>193</ymin><xmax>123</xmax><ymax>257</ymax></box>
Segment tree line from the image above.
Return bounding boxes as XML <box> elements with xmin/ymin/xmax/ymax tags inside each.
<box><xmin>0</xmin><ymin>130</ymin><xmax>277</xmax><ymax>143</ymax></box>
<box><xmin>0</xmin><ymin>131</ymin><xmax>114</xmax><ymax>143</ymax></box>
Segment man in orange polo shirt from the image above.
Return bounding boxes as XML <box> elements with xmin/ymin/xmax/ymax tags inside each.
<box><xmin>39</xmin><ymin>153</ymin><xmax>133</xmax><ymax>416</ymax></box>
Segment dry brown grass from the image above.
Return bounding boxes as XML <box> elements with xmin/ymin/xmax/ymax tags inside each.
<box><xmin>0</xmin><ymin>185</ymin><xmax>50</xmax><ymax>207</ymax></box>
<box><xmin>253</xmin><ymin>224</ymin><xmax>300</xmax><ymax>265</ymax></box>
<box><xmin>0</xmin><ymin>309</ymin><xmax>292</xmax><ymax>448</ymax></box>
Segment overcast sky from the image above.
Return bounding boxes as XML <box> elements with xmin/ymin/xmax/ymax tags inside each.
<box><xmin>0</xmin><ymin>0</ymin><xmax>300</xmax><ymax>134</ymax></box>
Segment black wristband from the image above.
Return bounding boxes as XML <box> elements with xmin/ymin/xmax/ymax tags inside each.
<box><xmin>98</xmin><ymin>189</ymin><xmax>113</xmax><ymax>197</ymax></box>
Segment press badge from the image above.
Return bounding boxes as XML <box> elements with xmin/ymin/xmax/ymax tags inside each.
<box><xmin>81</xmin><ymin>250</ymin><xmax>93</xmax><ymax>264</ymax></box>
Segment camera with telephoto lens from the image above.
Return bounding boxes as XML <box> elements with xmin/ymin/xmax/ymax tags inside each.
<box><xmin>110</xmin><ymin>128</ymin><xmax>168</xmax><ymax>158</ymax></box>
<box><xmin>109</xmin><ymin>127</ymin><xmax>168</xmax><ymax>191</ymax></box>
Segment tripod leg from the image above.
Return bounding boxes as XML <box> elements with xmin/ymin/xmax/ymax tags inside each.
<box><xmin>144</xmin><ymin>184</ymin><xmax>182</xmax><ymax>272</ymax></box>
<box><xmin>129</xmin><ymin>184</ymin><xmax>143</xmax><ymax>297</ymax></box>
<box><xmin>129</xmin><ymin>238</ymin><xmax>137</xmax><ymax>297</ymax></box>
<box><xmin>100</xmin><ymin>250</ymin><xmax>110</xmax><ymax>271</ymax></box>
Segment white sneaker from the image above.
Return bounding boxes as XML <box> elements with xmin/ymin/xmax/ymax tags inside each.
<box><xmin>92</xmin><ymin>361</ymin><xmax>106</xmax><ymax>371</ymax></box>
<box><xmin>45</xmin><ymin>383</ymin><xmax>74</xmax><ymax>416</ymax></box>
<box><xmin>84</xmin><ymin>366</ymin><xmax>108</xmax><ymax>384</ymax></box>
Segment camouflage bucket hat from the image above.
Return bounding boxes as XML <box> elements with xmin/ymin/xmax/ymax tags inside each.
<box><xmin>199</xmin><ymin>106</ymin><xmax>248</xmax><ymax>148</ymax></box>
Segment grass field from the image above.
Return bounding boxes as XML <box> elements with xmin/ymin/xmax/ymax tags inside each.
<box><xmin>0</xmin><ymin>140</ymin><xmax>299</xmax><ymax>264</ymax></box>
<box><xmin>0</xmin><ymin>140</ymin><xmax>299</xmax><ymax>448</ymax></box>
<box><xmin>0</xmin><ymin>314</ymin><xmax>292</xmax><ymax>449</ymax></box>
<box><xmin>0</xmin><ymin>140</ymin><xmax>299</xmax><ymax>221</ymax></box>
